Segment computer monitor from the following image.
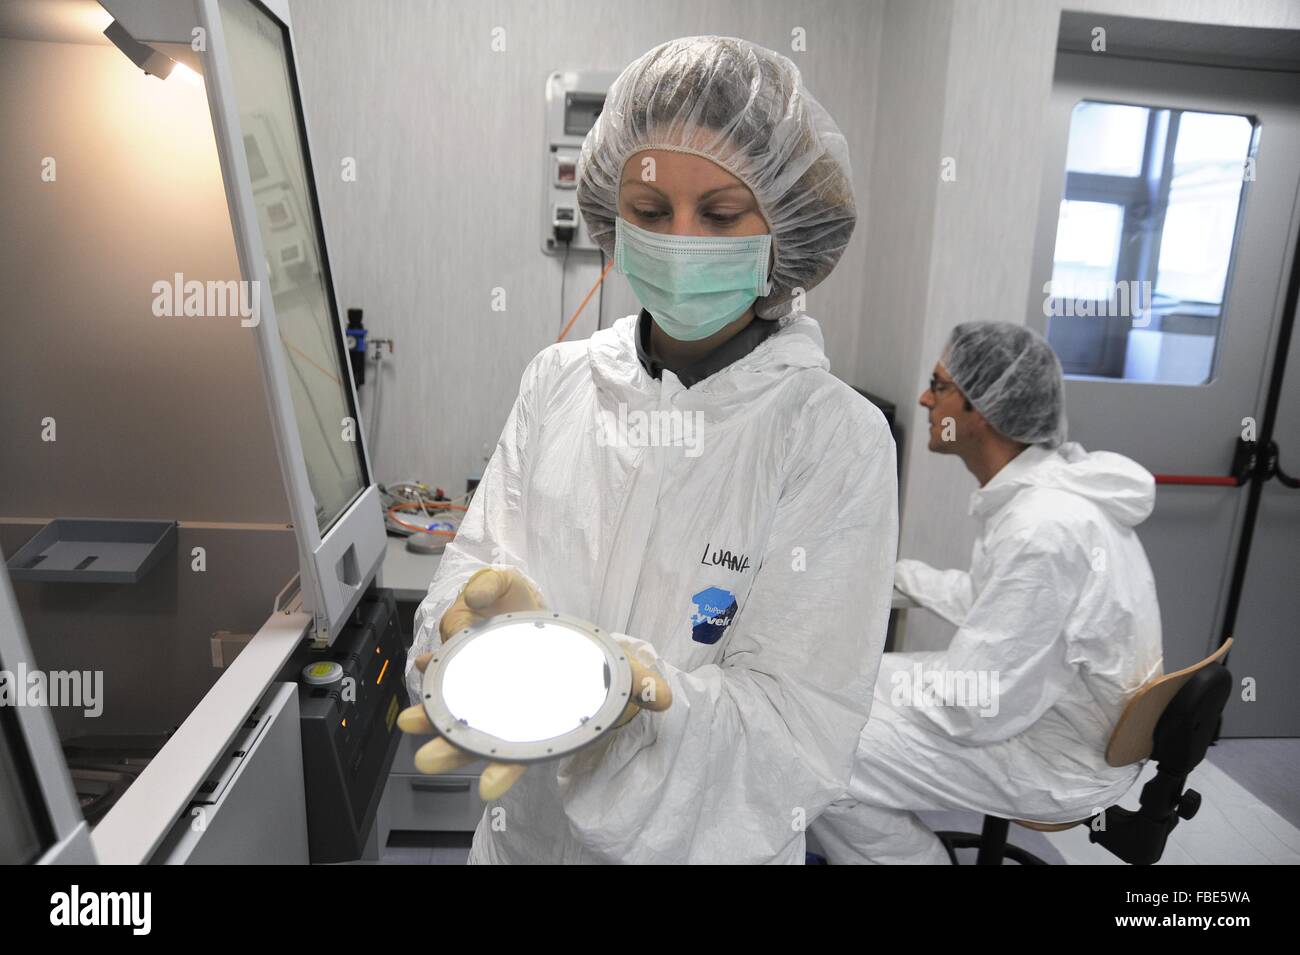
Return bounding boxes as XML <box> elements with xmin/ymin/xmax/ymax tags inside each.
<box><xmin>100</xmin><ymin>0</ymin><xmax>387</xmax><ymax>643</ymax></box>
<box><xmin>218</xmin><ymin>0</ymin><xmax>368</xmax><ymax>536</ymax></box>
<box><xmin>212</xmin><ymin>0</ymin><xmax>387</xmax><ymax>642</ymax></box>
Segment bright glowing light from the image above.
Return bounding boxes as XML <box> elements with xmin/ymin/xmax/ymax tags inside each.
<box><xmin>86</xmin><ymin>8</ymin><xmax>115</xmax><ymax>34</ymax></box>
<box><xmin>171</xmin><ymin>62</ymin><xmax>204</xmax><ymax>86</ymax></box>
<box><xmin>441</xmin><ymin>621</ymin><xmax>610</xmax><ymax>742</ymax></box>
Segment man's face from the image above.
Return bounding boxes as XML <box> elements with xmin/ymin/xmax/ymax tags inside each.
<box><xmin>919</xmin><ymin>361</ymin><xmax>971</xmax><ymax>454</ymax></box>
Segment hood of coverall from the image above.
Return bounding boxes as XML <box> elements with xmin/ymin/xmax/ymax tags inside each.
<box><xmin>970</xmin><ymin>441</ymin><xmax>1156</xmax><ymax>527</ymax></box>
<box><xmin>587</xmin><ymin>313</ymin><xmax>831</xmax><ymax>426</ymax></box>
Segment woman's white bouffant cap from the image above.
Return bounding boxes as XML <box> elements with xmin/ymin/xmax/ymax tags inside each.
<box><xmin>576</xmin><ymin>36</ymin><xmax>857</xmax><ymax>320</ymax></box>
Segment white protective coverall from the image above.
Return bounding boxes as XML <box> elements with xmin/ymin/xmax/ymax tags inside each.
<box><xmin>405</xmin><ymin>313</ymin><xmax>898</xmax><ymax>864</ymax></box>
<box><xmin>812</xmin><ymin>442</ymin><xmax>1163</xmax><ymax>864</ymax></box>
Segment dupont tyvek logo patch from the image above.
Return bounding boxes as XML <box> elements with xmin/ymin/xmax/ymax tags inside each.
<box><xmin>690</xmin><ymin>586</ymin><xmax>737</xmax><ymax>645</ymax></box>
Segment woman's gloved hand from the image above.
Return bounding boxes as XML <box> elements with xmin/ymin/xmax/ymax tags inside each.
<box><xmin>438</xmin><ymin>566</ymin><xmax>544</xmax><ymax>641</ymax></box>
<box><xmin>396</xmin><ymin>568</ymin><xmax>671</xmax><ymax>800</ymax></box>
<box><xmin>610</xmin><ymin>635</ymin><xmax>673</xmax><ymax>728</ymax></box>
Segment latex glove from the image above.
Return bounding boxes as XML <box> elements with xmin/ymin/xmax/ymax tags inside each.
<box><xmin>438</xmin><ymin>566</ymin><xmax>544</xmax><ymax>640</ymax></box>
<box><xmin>610</xmin><ymin>635</ymin><xmax>674</xmax><ymax>728</ymax></box>
<box><xmin>396</xmin><ymin>569</ymin><xmax>671</xmax><ymax>800</ymax></box>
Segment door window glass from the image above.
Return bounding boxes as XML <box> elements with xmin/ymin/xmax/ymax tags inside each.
<box><xmin>1045</xmin><ymin>101</ymin><xmax>1255</xmax><ymax>385</ymax></box>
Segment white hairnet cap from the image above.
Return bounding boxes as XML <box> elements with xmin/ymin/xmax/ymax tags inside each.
<box><xmin>945</xmin><ymin>322</ymin><xmax>1067</xmax><ymax>448</ymax></box>
<box><xmin>576</xmin><ymin>36</ymin><xmax>857</xmax><ymax>320</ymax></box>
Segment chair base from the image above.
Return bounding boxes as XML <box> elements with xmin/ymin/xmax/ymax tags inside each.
<box><xmin>936</xmin><ymin>816</ymin><xmax>1051</xmax><ymax>865</ymax></box>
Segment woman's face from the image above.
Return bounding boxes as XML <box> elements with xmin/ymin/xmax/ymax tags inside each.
<box><xmin>618</xmin><ymin>149</ymin><xmax>769</xmax><ymax>239</ymax></box>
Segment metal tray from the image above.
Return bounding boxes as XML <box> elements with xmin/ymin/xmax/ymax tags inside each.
<box><xmin>5</xmin><ymin>518</ymin><xmax>177</xmax><ymax>584</ymax></box>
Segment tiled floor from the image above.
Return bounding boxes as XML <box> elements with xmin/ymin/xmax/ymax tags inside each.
<box><xmin>918</xmin><ymin>738</ymin><xmax>1300</xmax><ymax>865</ymax></box>
<box><xmin>1206</xmin><ymin>738</ymin><xmax>1300</xmax><ymax>831</ymax></box>
<box><xmin>379</xmin><ymin>738</ymin><xmax>1300</xmax><ymax>865</ymax></box>
<box><xmin>1040</xmin><ymin>764</ymin><xmax>1296</xmax><ymax>864</ymax></box>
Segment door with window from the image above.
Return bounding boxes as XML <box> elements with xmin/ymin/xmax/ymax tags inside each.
<box><xmin>1027</xmin><ymin>52</ymin><xmax>1300</xmax><ymax>735</ymax></box>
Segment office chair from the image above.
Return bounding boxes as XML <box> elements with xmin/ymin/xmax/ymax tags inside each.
<box><xmin>936</xmin><ymin>639</ymin><xmax>1233</xmax><ymax>865</ymax></box>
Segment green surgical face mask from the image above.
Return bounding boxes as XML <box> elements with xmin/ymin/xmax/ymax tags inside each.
<box><xmin>614</xmin><ymin>216</ymin><xmax>772</xmax><ymax>341</ymax></box>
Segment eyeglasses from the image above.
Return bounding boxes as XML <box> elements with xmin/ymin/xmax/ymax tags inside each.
<box><xmin>928</xmin><ymin>375</ymin><xmax>959</xmax><ymax>396</ymax></box>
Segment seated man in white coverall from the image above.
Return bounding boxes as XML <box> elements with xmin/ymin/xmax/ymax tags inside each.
<box><xmin>811</xmin><ymin>321</ymin><xmax>1164</xmax><ymax>865</ymax></box>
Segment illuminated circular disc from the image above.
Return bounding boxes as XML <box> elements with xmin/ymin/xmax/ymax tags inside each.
<box><xmin>420</xmin><ymin>611</ymin><xmax>633</xmax><ymax>764</ymax></box>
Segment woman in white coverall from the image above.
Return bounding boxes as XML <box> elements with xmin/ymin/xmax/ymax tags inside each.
<box><xmin>812</xmin><ymin>322</ymin><xmax>1164</xmax><ymax>864</ymax></box>
<box><xmin>398</xmin><ymin>37</ymin><xmax>899</xmax><ymax>864</ymax></box>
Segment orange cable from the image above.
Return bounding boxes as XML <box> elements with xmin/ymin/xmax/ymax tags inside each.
<box><xmin>556</xmin><ymin>257</ymin><xmax>617</xmax><ymax>343</ymax></box>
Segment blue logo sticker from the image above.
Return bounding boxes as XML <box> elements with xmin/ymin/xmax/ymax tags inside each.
<box><xmin>690</xmin><ymin>586</ymin><xmax>737</xmax><ymax>645</ymax></box>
